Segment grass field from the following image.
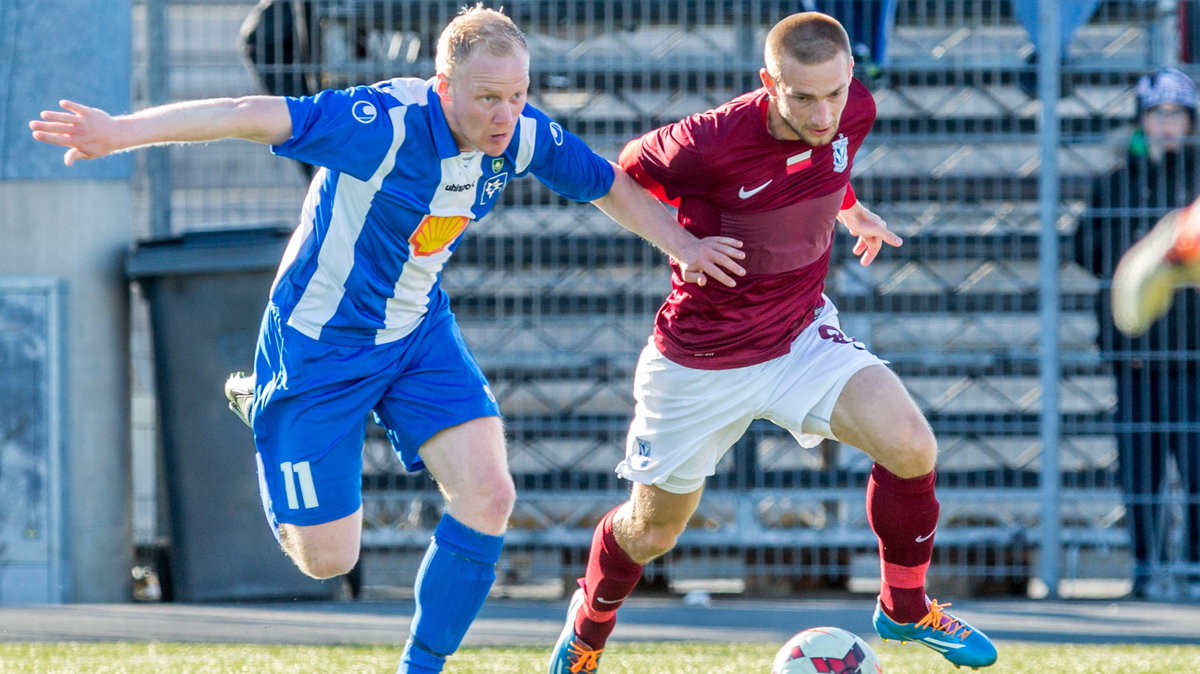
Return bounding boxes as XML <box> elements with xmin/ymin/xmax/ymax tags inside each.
<box><xmin>2</xmin><ymin>641</ymin><xmax>1198</xmax><ymax>673</ymax></box>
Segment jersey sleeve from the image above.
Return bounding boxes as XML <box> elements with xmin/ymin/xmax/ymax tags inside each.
<box><xmin>617</xmin><ymin>114</ymin><xmax>709</xmax><ymax>204</ymax></box>
<box><xmin>840</xmin><ymin>79</ymin><xmax>876</xmax><ymax>211</ymax></box>
<box><xmin>271</xmin><ymin>86</ymin><xmax>395</xmax><ymax>181</ymax></box>
<box><xmin>519</xmin><ymin>105</ymin><xmax>615</xmax><ymax>202</ymax></box>
<box><xmin>841</xmin><ymin>183</ymin><xmax>857</xmax><ymax>210</ymax></box>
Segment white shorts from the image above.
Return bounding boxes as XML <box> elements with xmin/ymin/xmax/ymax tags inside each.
<box><xmin>616</xmin><ymin>297</ymin><xmax>887</xmax><ymax>494</ymax></box>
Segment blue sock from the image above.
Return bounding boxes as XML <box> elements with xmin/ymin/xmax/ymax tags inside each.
<box><xmin>399</xmin><ymin>513</ymin><xmax>504</xmax><ymax>673</ymax></box>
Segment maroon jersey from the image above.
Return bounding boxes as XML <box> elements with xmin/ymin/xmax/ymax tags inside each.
<box><xmin>620</xmin><ymin>79</ymin><xmax>876</xmax><ymax>370</ymax></box>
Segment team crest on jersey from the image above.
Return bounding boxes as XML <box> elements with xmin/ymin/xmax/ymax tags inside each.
<box><xmin>409</xmin><ymin>215</ymin><xmax>469</xmax><ymax>256</ymax></box>
<box><xmin>492</xmin><ymin>157</ymin><xmax>505</xmax><ymax>172</ymax></box>
<box><xmin>832</xmin><ymin>134</ymin><xmax>849</xmax><ymax>173</ymax></box>
<box><xmin>480</xmin><ymin>173</ymin><xmax>509</xmax><ymax>205</ymax></box>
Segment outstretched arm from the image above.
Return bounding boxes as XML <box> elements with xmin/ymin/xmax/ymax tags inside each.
<box><xmin>591</xmin><ymin>163</ymin><xmax>746</xmax><ymax>287</ymax></box>
<box><xmin>838</xmin><ymin>199</ymin><xmax>903</xmax><ymax>266</ymax></box>
<box><xmin>29</xmin><ymin>96</ymin><xmax>293</xmax><ymax>166</ymax></box>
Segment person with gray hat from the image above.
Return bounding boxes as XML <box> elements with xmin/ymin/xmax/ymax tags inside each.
<box><xmin>1071</xmin><ymin>66</ymin><xmax>1200</xmax><ymax>599</ymax></box>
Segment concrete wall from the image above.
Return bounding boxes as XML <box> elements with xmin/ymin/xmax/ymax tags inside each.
<box><xmin>0</xmin><ymin>1</ymin><xmax>134</xmax><ymax>602</ymax></box>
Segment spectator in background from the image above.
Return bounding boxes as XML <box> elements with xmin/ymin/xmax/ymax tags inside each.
<box><xmin>1012</xmin><ymin>0</ymin><xmax>1103</xmax><ymax>99</ymax></box>
<box><xmin>1071</xmin><ymin>67</ymin><xmax>1200</xmax><ymax>599</ymax></box>
<box><xmin>809</xmin><ymin>0</ymin><xmax>899</xmax><ymax>82</ymax></box>
<box><xmin>241</xmin><ymin>1</ymin><xmax>369</xmax><ymax>598</ymax></box>
<box><xmin>240</xmin><ymin>0</ymin><xmax>321</xmax><ymax>177</ymax></box>
<box><xmin>240</xmin><ymin>0</ymin><xmax>320</xmax><ymax>100</ymax></box>
<box><xmin>1179</xmin><ymin>0</ymin><xmax>1200</xmax><ymax>64</ymax></box>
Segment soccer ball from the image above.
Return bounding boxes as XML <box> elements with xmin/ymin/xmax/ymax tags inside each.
<box><xmin>771</xmin><ymin>626</ymin><xmax>883</xmax><ymax>674</ymax></box>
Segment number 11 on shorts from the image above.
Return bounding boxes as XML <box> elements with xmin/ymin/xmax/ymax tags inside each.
<box><xmin>280</xmin><ymin>461</ymin><xmax>319</xmax><ymax>509</ymax></box>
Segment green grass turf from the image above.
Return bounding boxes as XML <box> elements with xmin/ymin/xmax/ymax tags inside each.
<box><xmin>1</xmin><ymin>640</ymin><xmax>1197</xmax><ymax>673</ymax></box>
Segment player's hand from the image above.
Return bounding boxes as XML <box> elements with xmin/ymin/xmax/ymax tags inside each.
<box><xmin>839</xmin><ymin>202</ymin><xmax>902</xmax><ymax>266</ymax></box>
<box><xmin>676</xmin><ymin>236</ymin><xmax>746</xmax><ymax>287</ymax></box>
<box><xmin>29</xmin><ymin>100</ymin><xmax>121</xmax><ymax>166</ymax></box>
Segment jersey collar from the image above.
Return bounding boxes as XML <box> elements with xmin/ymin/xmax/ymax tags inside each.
<box><xmin>425</xmin><ymin>78</ymin><xmax>466</xmax><ymax>160</ymax></box>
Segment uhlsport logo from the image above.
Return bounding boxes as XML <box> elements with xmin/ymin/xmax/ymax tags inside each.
<box><xmin>352</xmin><ymin>100</ymin><xmax>378</xmax><ymax>124</ymax></box>
<box><xmin>549</xmin><ymin>122</ymin><xmax>565</xmax><ymax>146</ymax></box>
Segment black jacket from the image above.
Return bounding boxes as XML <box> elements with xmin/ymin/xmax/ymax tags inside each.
<box><xmin>1072</xmin><ymin>142</ymin><xmax>1200</xmax><ymax>363</ymax></box>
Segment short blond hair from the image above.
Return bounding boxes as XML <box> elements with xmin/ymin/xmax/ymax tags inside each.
<box><xmin>436</xmin><ymin>4</ymin><xmax>528</xmax><ymax>77</ymax></box>
<box><xmin>764</xmin><ymin>12</ymin><xmax>851</xmax><ymax>78</ymax></box>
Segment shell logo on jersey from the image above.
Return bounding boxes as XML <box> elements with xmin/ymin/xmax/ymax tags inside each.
<box><xmin>409</xmin><ymin>215</ymin><xmax>469</xmax><ymax>256</ymax></box>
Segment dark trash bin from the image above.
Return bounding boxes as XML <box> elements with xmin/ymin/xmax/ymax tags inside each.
<box><xmin>127</xmin><ymin>226</ymin><xmax>334</xmax><ymax>602</ymax></box>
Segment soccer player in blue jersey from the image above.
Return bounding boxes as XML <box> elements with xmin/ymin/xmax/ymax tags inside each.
<box><xmin>30</xmin><ymin>6</ymin><xmax>745</xmax><ymax>672</ymax></box>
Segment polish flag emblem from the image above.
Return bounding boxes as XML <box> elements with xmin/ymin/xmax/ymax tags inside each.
<box><xmin>786</xmin><ymin>150</ymin><xmax>813</xmax><ymax>174</ymax></box>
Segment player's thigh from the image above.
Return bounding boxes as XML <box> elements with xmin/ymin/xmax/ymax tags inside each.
<box><xmin>372</xmin><ymin>314</ymin><xmax>502</xmax><ymax>474</ymax></box>
<box><xmin>760</xmin><ymin>303</ymin><xmax>887</xmax><ymax>446</ymax></box>
<box><xmin>626</xmin><ymin>481</ymin><xmax>704</xmax><ymax>532</ymax></box>
<box><xmin>616</xmin><ymin>482</ymin><xmax>705</xmax><ymax>562</ymax></box>
<box><xmin>618</xmin><ymin>341</ymin><xmax>757</xmax><ymax>494</ymax></box>
<box><xmin>828</xmin><ymin>364</ymin><xmax>936</xmax><ymax>476</ymax></box>
<box><xmin>278</xmin><ymin>507</ymin><xmax>364</xmax><ymax>575</ymax></box>
<box><xmin>417</xmin><ymin>416</ymin><xmax>512</xmax><ymax>507</ymax></box>
<box><xmin>253</xmin><ymin>310</ymin><xmax>384</xmax><ymax>530</ymax></box>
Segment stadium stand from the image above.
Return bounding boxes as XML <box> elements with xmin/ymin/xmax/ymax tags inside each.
<box><xmin>144</xmin><ymin>0</ymin><xmax>1178</xmax><ymax>597</ymax></box>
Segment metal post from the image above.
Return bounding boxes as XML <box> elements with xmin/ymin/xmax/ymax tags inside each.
<box><xmin>146</xmin><ymin>0</ymin><xmax>171</xmax><ymax>237</ymax></box>
<box><xmin>1036</xmin><ymin>0</ymin><xmax>1063</xmax><ymax>599</ymax></box>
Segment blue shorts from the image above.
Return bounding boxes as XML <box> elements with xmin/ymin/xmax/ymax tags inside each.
<box><xmin>250</xmin><ymin>304</ymin><xmax>501</xmax><ymax>527</ymax></box>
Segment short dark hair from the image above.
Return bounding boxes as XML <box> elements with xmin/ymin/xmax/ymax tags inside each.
<box><xmin>764</xmin><ymin>12</ymin><xmax>852</xmax><ymax>78</ymax></box>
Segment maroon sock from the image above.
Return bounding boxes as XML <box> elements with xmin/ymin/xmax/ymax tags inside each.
<box><xmin>574</xmin><ymin>506</ymin><xmax>644</xmax><ymax>649</ymax></box>
<box><xmin>866</xmin><ymin>464</ymin><xmax>939</xmax><ymax>623</ymax></box>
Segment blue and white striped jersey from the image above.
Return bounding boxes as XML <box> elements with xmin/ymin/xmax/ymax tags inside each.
<box><xmin>268</xmin><ymin>77</ymin><xmax>615</xmax><ymax>345</ymax></box>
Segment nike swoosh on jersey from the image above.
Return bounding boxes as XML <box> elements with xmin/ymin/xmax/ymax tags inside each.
<box><xmin>737</xmin><ymin>179</ymin><xmax>773</xmax><ymax>199</ymax></box>
<box><xmin>915</xmin><ymin>527</ymin><xmax>937</xmax><ymax>543</ymax></box>
<box><xmin>594</xmin><ymin>597</ymin><xmax>623</xmax><ymax>604</ymax></box>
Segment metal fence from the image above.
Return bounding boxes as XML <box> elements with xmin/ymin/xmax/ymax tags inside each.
<box><xmin>131</xmin><ymin>0</ymin><xmax>1200</xmax><ymax>602</ymax></box>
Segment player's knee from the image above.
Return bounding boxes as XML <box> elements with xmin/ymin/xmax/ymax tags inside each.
<box><xmin>281</xmin><ymin>531</ymin><xmax>360</xmax><ymax>579</ymax></box>
<box><xmin>481</xmin><ymin>476</ymin><xmax>517</xmax><ymax>524</ymax></box>
<box><xmin>453</xmin><ymin>475</ymin><xmax>516</xmax><ymax>535</ymax></box>
<box><xmin>626</xmin><ymin>519</ymin><xmax>686</xmax><ymax>563</ymax></box>
<box><xmin>292</xmin><ymin>548</ymin><xmax>360</xmax><ymax>580</ymax></box>
<box><xmin>879</xmin><ymin>418</ymin><xmax>937</xmax><ymax>478</ymax></box>
<box><xmin>645</xmin><ymin>525</ymin><xmax>684</xmax><ymax>559</ymax></box>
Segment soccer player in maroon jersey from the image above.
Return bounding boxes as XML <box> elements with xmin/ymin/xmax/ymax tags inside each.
<box><xmin>548</xmin><ymin>12</ymin><xmax>997</xmax><ymax>673</ymax></box>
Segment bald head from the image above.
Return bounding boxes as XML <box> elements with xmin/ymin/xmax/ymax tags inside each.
<box><xmin>763</xmin><ymin>12</ymin><xmax>852</xmax><ymax>79</ymax></box>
